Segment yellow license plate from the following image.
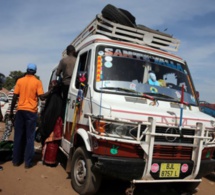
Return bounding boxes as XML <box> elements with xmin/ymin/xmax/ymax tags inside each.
<box><xmin>159</xmin><ymin>163</ymin><xmax>181</xmax><ymax>178</ymax></box>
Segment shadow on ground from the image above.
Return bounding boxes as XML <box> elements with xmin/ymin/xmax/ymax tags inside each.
<box><xmin>205</xmin><ymin>172</ymin><xmax>215</xmax><ymax>182</ymax></box>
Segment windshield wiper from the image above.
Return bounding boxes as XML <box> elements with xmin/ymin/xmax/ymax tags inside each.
<box><xmin>100</xmin><ymin>87</ymin><xmax>156</xmax><ymax>101</ymax></box>
<box><xmin>100</xmin><ymin>87</ymin><xmax>138</xmax><ymax>93</ymax></box>
<box><xmin>144</xmin><ymin>92</ymin><xmax>175</xmax><ymax>100</ymax></box>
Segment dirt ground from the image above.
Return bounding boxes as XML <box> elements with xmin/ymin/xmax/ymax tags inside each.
<box><xmin>0</xmin><ymin>122</ymin><xmax>78</xmax><ymax>195</ymax></box>
<box><xmin>0</xmin><ymin>122</ymin><xmax>214</xmax><ymax>195</ymax></box>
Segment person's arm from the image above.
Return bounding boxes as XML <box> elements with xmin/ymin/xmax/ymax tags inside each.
<box><xmin>56</xmin><ymin>69</ymin><xmax>60</xmax><ymax>76</ymax></box>
<box><xmin>35</xmin><ymin>78</ymin><xmax>52</xmax><ymax>101</ymax></box>
<box><xmin>38</xmin><ymin>88</ymin><xmax>53</xmax><ymax>101</ymax></box>
<box><xmin>10</xmin><ymin>94</ymin><xmax>19</xmax><ymax>119</ymax></box>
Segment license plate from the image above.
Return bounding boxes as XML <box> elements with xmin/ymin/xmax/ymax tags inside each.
<box><xmin>159</xmin><ymin>163</ymin><xmax>181</xmax><ymax>178</ymax></box>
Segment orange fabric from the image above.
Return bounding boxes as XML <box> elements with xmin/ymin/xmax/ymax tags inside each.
<box><xmin>45</xmin><ymin>117</ymin><xmax>63</xmax><ymax>142</ymax></box>
<box><xmin>14</xmin><ymin>75</ymin><xmax>44</xmax><ymax>113</ymax></box>
<box><xmin>42</xmin><ymin>117</ymin><xmax>63</xmax><ymax>165</ymax></box>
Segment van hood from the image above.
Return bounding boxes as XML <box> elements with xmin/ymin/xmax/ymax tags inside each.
<box><xmin>99</xmin><ymin>95</ymin><xmax>215</xmax><ymax>129</ymax></box>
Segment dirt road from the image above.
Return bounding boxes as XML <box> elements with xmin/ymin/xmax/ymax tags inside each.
<box><xmin>0</xmin><ymin>122</ymin><xmax>214</xmax><ymax>195</ymax></box>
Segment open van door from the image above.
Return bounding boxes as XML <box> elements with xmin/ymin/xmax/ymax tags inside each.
<box><xmin>61</xmin><ymin>49</ymin><xmax>92</xmax><ymax>155</ymax></box>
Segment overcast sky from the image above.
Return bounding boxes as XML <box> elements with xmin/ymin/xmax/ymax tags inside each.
<box><xmin>0</xmin><ymin>0</ymin><xmax>215</xmax><ymax>103</ymax></box>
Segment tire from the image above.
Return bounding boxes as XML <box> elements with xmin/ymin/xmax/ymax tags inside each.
<box><xmin>118</xmin><ymin>8</ymin><xmax>136</xmax><ymax>25</ymax></box>
<box><xmin>101</xmin><ymin>4</ymin><xmax>135</xmax><ymax>27</ymax></box>
<box><xmin>71</xmin><ymin>146</ymin><xmax>101</xmax><ymax>195</ymax></box>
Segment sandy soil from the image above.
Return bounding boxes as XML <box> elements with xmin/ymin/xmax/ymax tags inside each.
<box><xmin>0</xmin><ymin>122</ymin><xmax>214</xmax><ymax>195</ymax></box>
<box><xmin>0</xmin><ymin>122</ymin><xmax>78</xmax><ymax>195</ymax></box>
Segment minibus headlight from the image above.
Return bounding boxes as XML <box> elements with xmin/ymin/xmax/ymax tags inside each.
<box><xmin>210</xmin><ymin>120</ymin><xmax>215</xmax><ymax>128</ymax></box>
<box><xmin>94</xmin><ymin>121</ymin><xmax>128</xmax><ymax>136</ymax></box>
<box><xmin>103</xmin><ymin>124</ymin><xmax>127</xmax><ymax>136</ymax></box>
<box><xmin>112</xmin><ymin>125</ymin><xmax>128</xmax><ymax>136</ymax></box>
<box><xmin>208</xmin><ymin>131</ymin><xmax>215</xmax><ymax>142</ymax></box>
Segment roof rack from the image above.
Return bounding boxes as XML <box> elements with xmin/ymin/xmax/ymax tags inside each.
<box><xmin>70</xmin><ymin>14</ymin><xmax>180</xmax><ymax>53</ymax></box>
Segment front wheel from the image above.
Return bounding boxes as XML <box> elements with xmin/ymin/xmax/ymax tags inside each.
<box><xmin>71</xmin><ymin>146</ymin><xmax>101</xmax><ymax>195</ymax></box>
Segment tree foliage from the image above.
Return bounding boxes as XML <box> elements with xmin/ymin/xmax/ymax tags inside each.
<box><xmin>3</xmin><ymin>71</ymin><xmax>40</xmax><ymax>90</ymax></box>
<box><xmin>3</xmin><ymin>71</ymin><xmax>25</xmax><ymax>90</ymax></box>
<box><xmin>0</xmin><ymin>73</ymin><xmax>6</xmax><ymax>90</ymax></box>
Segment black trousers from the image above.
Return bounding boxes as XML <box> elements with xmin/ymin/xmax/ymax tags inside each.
<box><xmin>62</xmin><ymin>84</ymin><xmax>69</xmax><ymax>119</ymax></box>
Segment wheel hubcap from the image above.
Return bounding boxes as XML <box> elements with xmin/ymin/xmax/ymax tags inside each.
<box><xmin>75</xmin><ymin>159</ymin><xmax>87</xmax><ymax>185</ymax></box>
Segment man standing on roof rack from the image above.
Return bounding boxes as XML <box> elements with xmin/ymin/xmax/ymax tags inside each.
<box><xmin>56</xmin><ymin>45</ymin><xmax>76</xmax><ymax>119</ymax></box>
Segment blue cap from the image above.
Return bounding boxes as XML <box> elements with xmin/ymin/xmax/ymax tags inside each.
<box><xmin>27</xmin><ymin>63</ymin><xmax>37</xmax><ymax>73</ymax></box>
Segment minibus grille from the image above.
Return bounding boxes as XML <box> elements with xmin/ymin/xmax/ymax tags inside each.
<box><xmin>153</xmin><ymin>145</ymin><xmax>192</xmax><ymax>160</ymax></box>
<box><xmin>155</xmin><ymin>126</ymin><xmax>194</xmax><ymax>144</ymax></box>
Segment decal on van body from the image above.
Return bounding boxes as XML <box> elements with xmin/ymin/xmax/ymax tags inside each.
<box><xmin>96</xmin><ymin>56</ymin><xmax>103</xmax><ymax>82</ymax></box>
<box><xmin>150</xmin><ymin>87</ymin><xmax>158</xmax><ymax>93</ymax></box>
<box><xmin>130</xmin><ymin>83</ymin><xmax>136</xmax><ymax>90</ymax></box>
<box><xmin>104</xmin><ymin>47</ymin><xmax>185</xmax><ymax>73</ymax></box>
<box><xmin>110</xmin><ymin>145</ymin><xmax>119</xmax><ymax>155</ymax></box>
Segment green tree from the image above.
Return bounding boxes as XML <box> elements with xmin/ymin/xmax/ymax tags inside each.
<box><xmin>3</xmin><ymin>71</ymin><xmax>40</xmax><ymax>90</ymax></box>
<box><xmin>0</xmin><ymin>73</ymin><xmax>6</xmax><ymax>90</ymax></box>
<box><xmin>3</xmin><ymin>71</ymin><xmax>25</xmax><ymax>90</ymax></box>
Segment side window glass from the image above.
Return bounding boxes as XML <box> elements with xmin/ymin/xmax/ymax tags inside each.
<box><xmin>48</xmin><ymin>68</ymin><xmax>58</xmax><ymax>89</ymax></box>
<box><xmin>75</xmin><ymin>50</ymin><xmax>91</xmax><ymax>89</ymax></box>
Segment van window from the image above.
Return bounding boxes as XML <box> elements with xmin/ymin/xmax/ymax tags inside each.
<box><xmin>75</xmin><ymin>50</ymin><xmax>91</xmax><ymax>89</ymax></box>
<box><xmin>95</xmin><ymin>45</ymin><xmax>197</xmax><ymax>105</ymax></box>
<box><xmin>48</xmin><ymin>68</ymin><xmax>58</xmax><ymax>89</ymax></box>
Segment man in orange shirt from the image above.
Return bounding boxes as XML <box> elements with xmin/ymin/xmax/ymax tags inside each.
<box><xmin>10</xmin><ymin>63</ymin><xmax>50</xmax><ymax>168</ymax></box>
